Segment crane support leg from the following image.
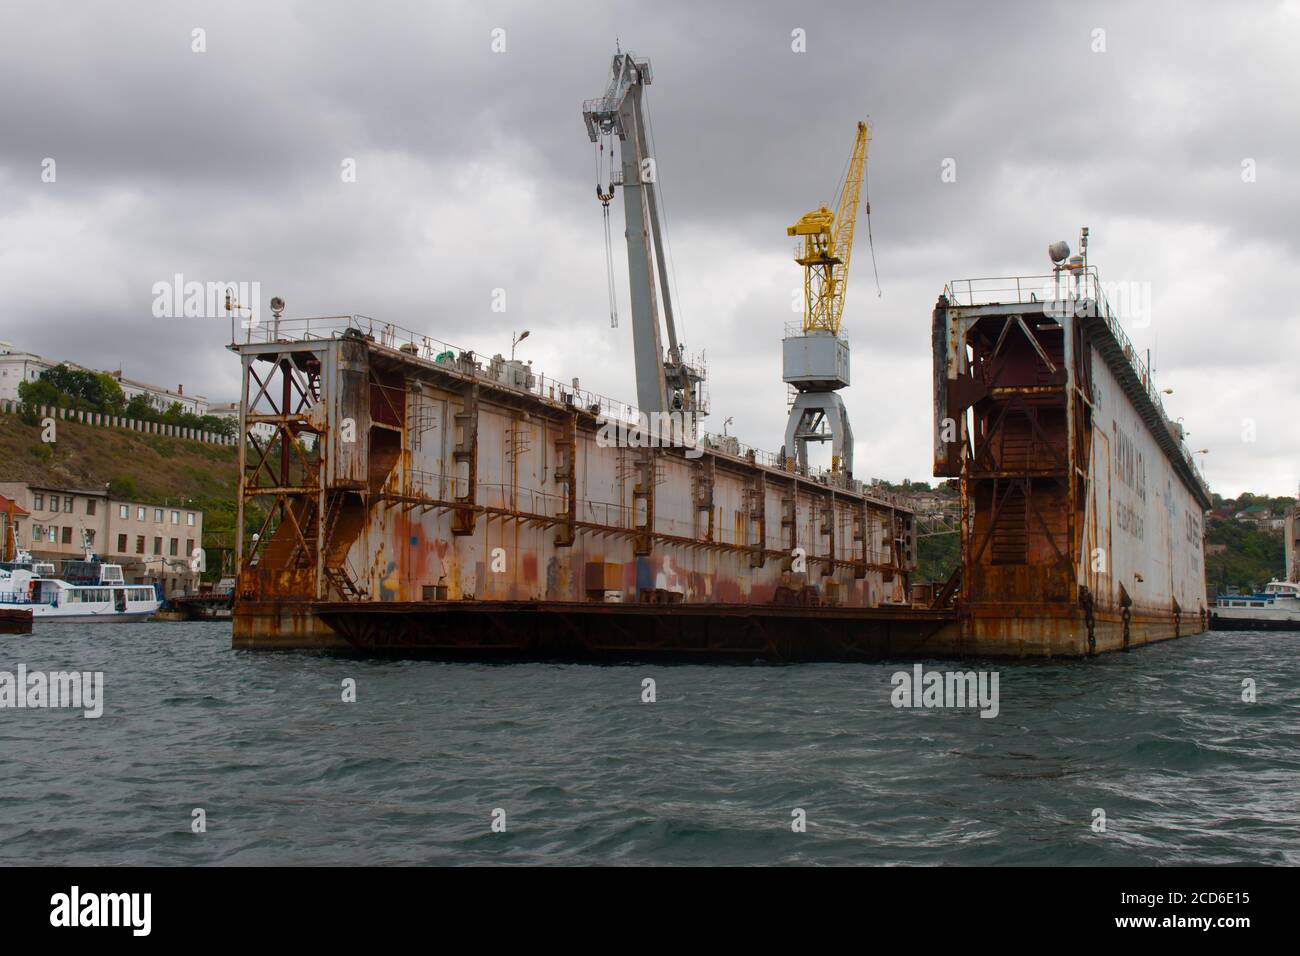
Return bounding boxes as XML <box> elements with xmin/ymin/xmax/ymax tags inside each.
<box><xmin>783</xmin><ymin>391</ymin><xmax>854</xmax><ymax>477</ymax></box>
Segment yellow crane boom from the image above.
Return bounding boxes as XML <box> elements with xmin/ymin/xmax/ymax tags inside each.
<box><xmin>787</xmin><ymin>120</ymin><xmax>870</xmax><ymax>336</ymax></box>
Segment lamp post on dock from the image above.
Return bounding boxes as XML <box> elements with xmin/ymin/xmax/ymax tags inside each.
<box><xmin>512</xmin><ymin>330</ymin><xmax>530</xmax><ymax>361</ymax></box>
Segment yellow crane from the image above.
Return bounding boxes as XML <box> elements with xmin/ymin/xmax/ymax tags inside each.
<box><xmin>788</xmin><ymin>120</ymin><xmax>870</xmax><ymax>336</ymax></box>
<box><xmin>780</xmin><ymin>121</ymin><xmax>871</xmax><ymax>478</ymax></box>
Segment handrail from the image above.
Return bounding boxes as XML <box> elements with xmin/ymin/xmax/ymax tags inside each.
<box><xmin>230</xmin><ymin>313</ymin><xmax>911</xmax><ymax>508</ymax></box>
<box><xmin>943</xmin><ymin>268</ymin><xmax>1210</xmax><ymax>499</ymax></box>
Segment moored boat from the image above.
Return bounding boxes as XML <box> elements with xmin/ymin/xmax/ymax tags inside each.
<box><xmin>0</xmin><ymin>552</ymin><xmax>162</xmax><ymax>624</ymax></box>
<box><xmin>1210</xmin><ymin>580</ymin><xmax>1300</xmax><ymax>631</ymax></box>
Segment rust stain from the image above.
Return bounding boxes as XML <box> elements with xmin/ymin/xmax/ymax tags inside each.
<box><xmin>234</xmin><ymin>330</ymin><xmax>931</xmax><ymax>652</ymax></box>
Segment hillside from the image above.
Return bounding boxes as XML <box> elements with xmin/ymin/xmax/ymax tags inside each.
<box><xmin>0</xmin><ymin>411</ymin><xmax>243</xmax><ymax>573</ymax></box>
<box><xmin>0</xmin><ymin>411</ymin><xmax>236</xmax><ymax>501</ymax></box>
<box><xmin>1204</xmin><ymin>520</ymin><xmax>1286</xmax><ymax>593</ymax></box>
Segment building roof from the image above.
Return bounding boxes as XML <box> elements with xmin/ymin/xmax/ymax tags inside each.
<box><xmin>110</xmin><ymin>370</ymin><xmax>208</xmax><ymax>404</ymax></box>
<box><xmin>28</xmin><ymin>484</ymin><xmax>109</xmax><ymax>498</ymax></box>
<box><xmin>0</xmin><ymin>347</ymin><xmax>208</xmax><ymax>403</ymax></box>
<box><xmin>0</xmin><ymin>494</ymin><xmax>30</xmax><ymax>516</ymax></box>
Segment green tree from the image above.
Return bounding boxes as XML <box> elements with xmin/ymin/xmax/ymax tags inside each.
<box><xmin>89</xmin><ymin>373</ymin><xmax>127</xmax><ymax>412</ymax></box>
<box><xmin>17</xmin><ymin>378</ymin><xmax>63</xmax><ymax>411</ymax></box>
<box><xmin>107</xmin><ymin>476</ymin><xmax>139</xmax><ymax>500</ymax></box>
<box><xmin>124</xmin><ymin>393</ymin><xmax>157</xmax><ymax>420</ymax></box>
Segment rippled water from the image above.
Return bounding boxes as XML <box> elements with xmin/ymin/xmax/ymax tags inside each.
<box><xmin>1</xmin><ymin>622</ymin><xmax>1297</xmax><ymax>865</ymax></box>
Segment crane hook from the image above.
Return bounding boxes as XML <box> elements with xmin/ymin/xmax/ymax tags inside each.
<box><xmin>596</xmin><ymin>137</ymin><xmax>615</xmax><ymax>206</ymax></box>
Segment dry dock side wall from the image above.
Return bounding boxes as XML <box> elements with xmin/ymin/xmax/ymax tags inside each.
<box><xmin>232</xmin><ymin>331</ymin><xmax>917</xmax><ymax>651</ymax></box>
<box><xmin>933</xmin><ymin>289</ymin><xmax>1211</xmax><ymax>657</ymax></box>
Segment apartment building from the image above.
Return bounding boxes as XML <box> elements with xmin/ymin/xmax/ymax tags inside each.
<box><xmin>0</xmin><ymin>481</ymin><xmax>204</xmax><ymax>596</ymax></box>
<box><xmin>0</xmin><ymin>342</ymin><xmax>208</xmax><ymax>415</ymax></box>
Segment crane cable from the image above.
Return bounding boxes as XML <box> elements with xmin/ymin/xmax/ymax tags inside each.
<box><xmin>596</xmin><ymin>135</ymin><xmax>619</xmax><ymax>328</ymax></box>
<box><xmin>829</xmin><ymin>123</ymin><xmax>882</xmax><ymax>299</ymax></box>
<box><xmin>603</xmin><ymin>203</ymin><xmax>618</xmax><ymax>328</ymax></box>
<box><xmin>863</xmin><ymin>149</ymin><xmax>882</xmax><ymax>298</ymax></box>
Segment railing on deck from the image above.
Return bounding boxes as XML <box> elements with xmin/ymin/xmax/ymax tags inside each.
<box><xmin>232</xmin><ymin>313</ymin><xmax>911</xmax><ymax>508</ymax></box>
<box><xmin>943</xmin><ymin>268</ymin><xmax>1211</xmax><ymax>499</ymax></box>
<box><xmin>0</xmin><ymin>593</ymin><xmax>53</xmax><ymax>606</ymax></box>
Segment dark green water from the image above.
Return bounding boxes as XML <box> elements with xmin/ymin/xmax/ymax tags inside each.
<box><xmin>1</xmin><ymin>623</ymin><xmax>1296</xmax><ymax>865</ymax></box>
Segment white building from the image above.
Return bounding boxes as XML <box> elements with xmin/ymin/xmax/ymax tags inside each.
<box><xmin>207</xmin><ymin>401</ymin><xmax>276</xmax><ymax>440</ymax></box>
<box><xmin>0</xmin><ymin>341</ymin><xmax>208</xmax><ymax>415</ymax></box>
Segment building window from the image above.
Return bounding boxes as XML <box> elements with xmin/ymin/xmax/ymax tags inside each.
<box><xmin>50</xmin><ymin>498</ymin><xmax>58</xmax><ymax>513</ymax></box>
<box><xmin>154</xmin><ymin>509</ymin><xmax>163</xmax><ymax>523</ymax></box>
<box><xmin>33</xmin><ymin>525</ymin><xmax>43</xmax><ymax>541</ymax></box>
<box><xmin>171</xmin><ymin>511</ymin><xmax>180</xmax><ymax>525</ymax></box>
<box><xmin>86</xmin><ymin>530</ymin><xmax>95</xmax><ymax>547</ymax></box>
<box><xmin>137</xmin><ymin>506</ymin><xmax>146</xmax><ymax>521</ymax></box>
<box><xmin>136</xmin><ymin>535</ymin><xmax>145</xmax><ymax>554</ymax></box>
<box><xmin>33</xmin><ymin>494</ymin><xmax>42</xmax><ymax>510</ymax></box>
<box><xmin>187</xmin><ymin>512</ymin><xmax>195</xmax><ymax>527</ymax></box>
<box><xmin>64</xmin><ymin>497</ymin><xmax>73</xmax><ymax>513</ymax></box>
<box><xmin>61</xmin><ymin>527</ymin><xmax>72</xmax><ymax>545</ymax></box>
<box><xmin>186</xmin><ymin>538</ymin><xmax>194</xmax><ymax>556</ymax></box>
<box><xmin>86</xmin><ymin>499</ymin><xmax>96</xmax><ymax>516</ymax></box>
<box><xmin>119</xmin><ymin>505</ymin><xmax>128</xmax><ymax>519</ymax></box>
<box><xmin>153</xmin><ymin>537</ymin><xmax>162</xmax><ymax>555</ymax></box>
<box><xmin>47</xmin><ymin>526</ymin><xmax>57</xmax><ymax>542</ymax></box>
<box><xmin>117</xmin><ymin>533</ymin><xmax>127</xmax><ymax>552</ymax></box>
<box><xmin>169</xmin><ymin>538</ymin><xmax>178</xmax><ymax>556</ymax></box>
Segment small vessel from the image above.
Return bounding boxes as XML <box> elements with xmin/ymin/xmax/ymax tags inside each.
<box><xmin>1210</xmin><ymin>580</ymin><xmax>1300</xmax><ymax>631</ymax></box>
<box><xmin>0</xmin><ymin>550</ymin><xmax>161</xmax><ymax>623</ymax></box>
<box><xmin>0</xmin><ymin>607</ymin><xmax>32</xmax><ymax>634</ymax></box>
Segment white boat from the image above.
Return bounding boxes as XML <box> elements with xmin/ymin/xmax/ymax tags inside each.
<box><xmin>1210</xmin><ymin>580</ymin><xmax>1300</xmax><ymax>631</ymax></box>
<box><xmin>0</xmin><ymin>551</ymin><xmax>161</xmax><ymax>623</ymax></box>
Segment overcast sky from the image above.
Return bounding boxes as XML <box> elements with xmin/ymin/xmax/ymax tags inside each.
<box><xmin>2</xmin><ymin>0</ymin><xmax>1297</xmax><ymax>496</ymax></box>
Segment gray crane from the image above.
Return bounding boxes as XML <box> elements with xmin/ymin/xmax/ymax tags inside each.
<box><xmin>583</xmin><ymin>49</ymin><xmax>705</xmax><ymax>418</ymax></box>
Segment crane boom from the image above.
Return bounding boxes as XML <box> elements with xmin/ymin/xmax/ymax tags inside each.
<box><xmin>788</xmin><ymin>120</ymin><xmax>870</xmax><ymax>336</ymax></box>
<box><xmin>828</xmin><ymin>121</ymin><xmax>869</xmax><ymax>334</ymax></box>
<box><xmin>582</xmin><ymin>50</ymin><xmax>705</xmax><ymax>417</ymax></box>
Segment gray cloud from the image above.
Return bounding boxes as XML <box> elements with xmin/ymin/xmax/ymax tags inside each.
<box><xmin>1</xmin><ymin>0</ymin><xmax>1297</xmax><ymax>496</ymax></box>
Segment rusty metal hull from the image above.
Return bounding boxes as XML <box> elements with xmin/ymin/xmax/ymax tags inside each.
<box><xmin>316</xmin><ymin>600</ymin><xmax>958</xmax><ymax>661</ymax></box>
<box><xmin>233</xmin><ymin>600</ymin><xmax>350</xmax><ymax>650</ymax></box>
<box><xmin>955</xmin><ymin>605</ymin><xmax>1205</xmax><ymax>656</ymax></box>
<box><xmin>0</xmin><ymin>607</ymin><xmax>33</xmax><ymax>634</ymax></box>
<box><xmin>230</xmin><ymin>323</ymin><xmax>919</xmax><ymax>654</ymax></box>
<box><xmin>932</xmin><ymin>277</ymin><xmax>1212</xmax><ymax>656</ymax></box>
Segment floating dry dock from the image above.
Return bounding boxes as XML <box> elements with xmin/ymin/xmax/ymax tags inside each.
<box><xmin>230</xmin><ymin>317</ymin><xmax>939</xmax><ymax>658</ymax></box>
<box><xmin>230</xmin><ymin>49</ymin><xmax>1212</xmax><ymax>659</ymax></box>
<box><xmin>933</xmin><ymin>236</ymin><xmax>1212</xmax><ymax>654</ymax></box>
<box><xmin>230</xmin><ymin>240</ymin><xmax>1212</xmax><ymax>660</ymax></box>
